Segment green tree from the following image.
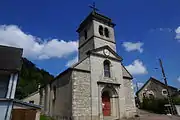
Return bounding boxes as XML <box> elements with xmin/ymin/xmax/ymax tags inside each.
<box><xmin>15</xmin><ymin>58</ymin><xmax>54</xmax><ymax>99</ymax></box>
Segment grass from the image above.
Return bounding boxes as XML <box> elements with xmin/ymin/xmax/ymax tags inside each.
<box><xmin>40</xmin><ymin>115</ymin><xmax>54</xmax><ymax>120</ymax></box>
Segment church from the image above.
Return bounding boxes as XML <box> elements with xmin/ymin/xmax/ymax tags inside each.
<box><xmin>39</xmin><ymin>9</ymin><xmax>137</xmax><ymax>120</ymax></box>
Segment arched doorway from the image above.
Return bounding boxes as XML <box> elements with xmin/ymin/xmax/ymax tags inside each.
<box><xmin>101</xmin><ymin>86</ymin><xmax>119</xmax><ymax>118</ymax></box>
<box><xmin>102</xmin><ymin>91</ymin><xmax>111</xmax><ymax>116</ymax></box>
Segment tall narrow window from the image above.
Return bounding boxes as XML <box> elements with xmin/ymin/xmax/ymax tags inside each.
<box><xmin>84</xmin><ymin>30</ymin><xmax>87</xmax><ymax>40</ymax></box>
<box><xmin>99</xmin><ymin>25</ymin><xmax>104</xmax><ymax>36</ymax></box>
<box><xmin>104</xmin><ymin>28</ymin><xmax>109</xmax><ymax>38</ymax></box>
<box><xmin>104</xmin><ymin>60</ymin><xmax>111</xmax><ymax>77</ymax></box>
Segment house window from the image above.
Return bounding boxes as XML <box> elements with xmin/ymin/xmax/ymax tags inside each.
<box><xmin>162</xmin><ymin>89</ymin><xmax>168</xmax><ymax>95</ymax></box>
<box><xmin>104</xmin><ymin>60</ymin><xmax>111</xmax><ymax>78</ymax></box>
<box><xmin>84</xmin><ymin>30</ymin><xmax>87</xmax><ymax>40</ymax></box>
<box><xmin>99</xmin><ymin>25</ymin><xmax>104</xmax><ymax>36</ymax></box>
<box><xmin>104</xmin><ymin>27</ymin><xmax>109</xmax><ymax>38</ymax></box>
<box><xmin>0</xmin><ymin>74</ymin><xmax>10</xmax><ymax>98</ymax></box>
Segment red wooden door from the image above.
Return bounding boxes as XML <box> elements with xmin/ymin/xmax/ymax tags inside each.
<box><xmin>102</xmin><ymin>92</ymin><xmax>111</xmax><ymax>116</ymax></box>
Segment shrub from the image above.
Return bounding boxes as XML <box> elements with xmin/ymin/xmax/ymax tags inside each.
<box><xmin>40</xmin><ymin>115</ymin><xmax>54</xmax><ymax>120</ymax></box>
<box><xmin>140</xmin><ymin>97</ymin><xmax>168</xmax><ymax>114</ymax></box>
<box><xmin>173</xmin><ymin>97</ymin><xmax>180</xmax><ymax>105</ymax></box>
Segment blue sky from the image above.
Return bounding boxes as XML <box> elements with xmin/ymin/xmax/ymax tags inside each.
<box><xmin>0</xmin><ymin>0</ymin><xmax>180</xmax><ymax>88</ymax></box>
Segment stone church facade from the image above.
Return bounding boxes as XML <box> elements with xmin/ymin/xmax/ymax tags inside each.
<box><xmin>39</xmin><ymin>11</ymin><xmax>137</xmax><ymax>120</ymax></box>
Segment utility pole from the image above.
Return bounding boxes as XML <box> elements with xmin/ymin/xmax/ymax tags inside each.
<box><xmin>159</xmin><ymin>59</ymin><xmax>176</xmax><ymax>115</ymax></box>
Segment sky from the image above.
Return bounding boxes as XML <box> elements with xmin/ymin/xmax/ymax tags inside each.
<box><xmin>0</xmin><ymin>0</ymin><xmax>180</xmax><ymax>89</ymax></box>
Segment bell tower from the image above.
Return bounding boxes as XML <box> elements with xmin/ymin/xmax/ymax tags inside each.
<box><xmin>77</xmin><ymin>9</ymin><xmax>116</xmax><ymax>61</ymax></box>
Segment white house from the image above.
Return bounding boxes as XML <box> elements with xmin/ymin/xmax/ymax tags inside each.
<box><xmin>0</xmin><ymin>45</ymin><xmax>23</xmax><ymax>120</ymax></box>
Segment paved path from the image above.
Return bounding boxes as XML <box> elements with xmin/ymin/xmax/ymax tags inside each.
<box><xmin>136</xmin><ymin>109</ymin><xmax>180</xmax><ymax>120</ymax></box>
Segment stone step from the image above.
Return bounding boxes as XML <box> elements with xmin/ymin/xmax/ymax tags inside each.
<box><xmin>103</xmin><ymin>116</ymin><xmax>118</xmax><ymax>120</ymax></box>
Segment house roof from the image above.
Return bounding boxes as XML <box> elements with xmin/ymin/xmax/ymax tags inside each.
<box><xmin>0</xmin><ymin>45</ymin><xmax>23</xmax><ymax>72</ymax></box>
<box><xmin>40</xmin><ymin>46</ymin><xmax>128</xmax><ymax>88</ymax></box>
<box><xmin>87</xmin><ymin>45</ymin><xmax>123</xmax><ymax>61</ymax></box>
<box><xmin>122</xmin><ymin>64</ymin><xmax>133</xmax><ymax>79</ymax></box>
<box><xmin>136</xmin><ymin>77</ymin><xmax>178</xmax><ymax>95</ymax></box>
<box><xmin>13</xmin><ymin>99</ymin><xmax>41</xmax><ymax>109</ymax></box>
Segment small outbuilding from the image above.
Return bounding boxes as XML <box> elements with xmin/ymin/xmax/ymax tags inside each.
<box><xmin>12</xmin><ymin>99</ymin><xmax>41</xmax><ymax>120</ymax></box>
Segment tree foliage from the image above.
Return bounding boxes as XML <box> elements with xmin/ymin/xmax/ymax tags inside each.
<box><xmin>15</xmin><ymin>58</ymin><xmax>54</xmax><ymax>99</ymax></box>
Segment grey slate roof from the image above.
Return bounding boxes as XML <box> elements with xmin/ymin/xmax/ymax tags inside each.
<box><xmin>136</xmin><ymin>77</ymin><xmax>178</xmax><ymax>95</ymax></box>
<box><xmin>0</xmin><ymin>45</ymin><xmax>23</xmax><ymax>72</ymax></box>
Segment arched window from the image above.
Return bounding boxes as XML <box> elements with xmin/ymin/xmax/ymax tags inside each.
<box><xmin>104</xmin><ymin>28</ymin><xmax>109</xmax><ymax>38</ymax></box>
<box><xmin>104</xmin><ymin>60</ymin><xmax>111</xmax><ymax>77</ymax></box>
<box><xmin>99</xmin><ymin>25</ymin><xmax>104</xmax><ymax>36</ymax></box>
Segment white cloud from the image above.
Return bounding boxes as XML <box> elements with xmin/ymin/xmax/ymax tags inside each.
<box><xmin>175</xmin><ymin>26</ymin><xmax>180</xmax><ymax>41</ymax></box>
<box><xmin>177</xmin><ymin>76</ymin><xmax>180</xmax><ymax>83</ymax></box>
<box><xmin>0</xmin><ymin>25</ymin><xmax>78</xmax><ymax>60</ymax></box>
<box><xmin>122</xmin><ymin>41</ymin><xmax>144</xmax><ymax>53</ymax></box>
<box><xmin>125</xmin><ymin>59</ymin><xmax>148</xmax><ymax>75</ymax></box>
<box><xmin>66</xmin><ymin>56</ymin><xmax>78</xmax><ymax>67</ymax></box>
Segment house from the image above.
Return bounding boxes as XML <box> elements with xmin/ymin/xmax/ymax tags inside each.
<box><xmin>0</xmin><ymin>45</ymin><xmax>23</xmax><ymax>120</ymax></box>
<box><xmin>11</xmin><ymin>99</ymin><xmax>41</xmax><ymax>120</ymax></box>
<box><xmin>136</xmin><ymin>77</ymin><xmax>179</xmax><ymax>102</ymax></box>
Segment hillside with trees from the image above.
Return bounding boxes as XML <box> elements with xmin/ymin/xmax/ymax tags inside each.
<box><xmin>15</xmin><ymin>58</ymin><xmax>54</xmax><ymax>99</ymax></box>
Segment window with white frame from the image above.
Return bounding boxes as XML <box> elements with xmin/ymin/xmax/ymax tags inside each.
<box><xmin>162</xmin><ymin>89</ymin><xmax>168</xmax><ymax>96</ymax></box>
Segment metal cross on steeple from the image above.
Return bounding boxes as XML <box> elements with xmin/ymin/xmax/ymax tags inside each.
<box><xmin>89</xmin><ymin>2</ymin><xmax>99</xmax><ymax>12</ymax></box>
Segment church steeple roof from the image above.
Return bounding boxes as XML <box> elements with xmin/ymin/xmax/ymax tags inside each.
<box><xmin>76</xmin><ymin>11</ymin><xmax>116</xmax><ymax>33</ymax></box>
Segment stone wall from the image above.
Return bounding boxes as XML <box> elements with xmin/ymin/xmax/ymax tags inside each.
<box><xmin>123</xmin><ymin>78</ymin><xmax>137</xmax><ymax>118</ymax></box>
<box><xmin>50</xmin><ymin>70</ymin><xmax>73</xmax><ymax>119</ymax></box>
<box><xmin>79</xmin><ymin>38</ymin><xmax>94</xmax><ymax>61</ymax></box>
<box><xmin>138</xmin><ymin>80</ymin><xmax>178</xmax><ymax>102</ymax></box>
<box><xmin>90</xmin><ymin>55</ymin><xmax>125</xmax><ymax>119</ymax></box>
<box><xmin>72</xmin><ymin>70</ymin><xmax>91</xmax><ymax>120</ymax></box>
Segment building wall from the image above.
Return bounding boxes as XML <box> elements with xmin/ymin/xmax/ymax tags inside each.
<box><xmin>93</xmin><ymin>20</ymin><xmax>116</xmax><ymax>51</ymax></box>
<box><xmin>49</xmin><ymin>70</ymin><xmax>72</xmax><ymax>120</ymax></box>
<box><xmin>22</xmin><ymin>92</ymin><xmax>40</xmax><ymax>105</ymax></box>
<box><xmin>123</xmin><ymin>78</ymin><xmax>137</xmax><ymax>118</ymax></box>
<box><xmin>78</xmin><ymin>22</ymin><xmax>94</xmax><ymax>61</ymax></box>
<box><xmin>39</xmin><ymin>88</ymin><xmax>45</xmax><ymax>112</ymax></box>
<box><xmin>72</xmin><ymin>70</ymin><xmax>91</xmax><ymax>120</ymax></box>
<box><xmin>0</xmin><ymin>73</ymin><xmax>19</xmax><ymax>120</ymax></box>
<box><xmin>90</xmin><ymin>54</ymin><xmax>127</xmax><ymax>119</ymax></box>
<box><xmin>0</xmin><ymin>101</ymin><xmax>12</xmax><ymax>120</ymax></box>
<box><xmin>79</xmin><ymin>39</ymin><xmax>94</xmax><ymax>61</ymax></box>
<box><xmin>138</xmin><ymin>80</ymin><xmax>178</xmax><ymax>102</ymax></box>
<box><xmin>137</xmin><ymin>81</ymin><xmax>151</xmax><ymax>102</ymax></box>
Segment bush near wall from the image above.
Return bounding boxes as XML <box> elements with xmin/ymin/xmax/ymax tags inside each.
<box><xmin>40</xmin><ymin>115</ymin><xmax>54</xmax><ymax>120</ymax></box>
<box><xmin>141</xmin><ymin>98</ymin><xmax>168</xmax><ymax>114</ymax></box>
<box><xmin>140</xmin><ymin>97</ymin><xmax>180</xmax><ymax>114</ymax></box>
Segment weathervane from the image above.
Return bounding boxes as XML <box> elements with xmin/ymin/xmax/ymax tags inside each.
<box><xmin>89</xmin><ymin>2</ymin><xmax>99</xmax><ymax>12</ymax></box>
